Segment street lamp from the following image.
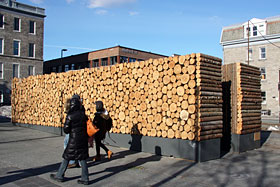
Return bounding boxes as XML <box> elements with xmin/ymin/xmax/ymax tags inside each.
<box><xmin>61</xmin><ymin>48</ymin><xmax>67</xmax><ymax>59</ymax></box>
<box><xmin>60</xmin><ymin>49</ymin><xmax>67</xmax><ymax>136</ymax></box>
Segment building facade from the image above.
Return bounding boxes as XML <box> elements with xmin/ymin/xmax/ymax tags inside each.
<box><xmin>0</xmin><ymin>0</ymin><xmax>45</xmax><ymax>104</ymax></box>
<box><xmin>43</xmin><ymin>45</ymin><xmax>167</xmax><ymax>74</ymax></box>
<box><xmin>220</xmin><ymin>16</ymin><xmax>280</xmax><ymax>123</ymax></box>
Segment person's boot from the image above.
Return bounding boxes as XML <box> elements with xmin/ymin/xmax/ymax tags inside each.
<box><xmin>107</xmin><ymin>150</ymin><xmax>113</xmax><ymax>160</ymax></box>
<box><xmin>77</xmin><ymin>179</ymin><xmax>89</xmax><ymax>185</ymax></box>
<box><xmin>50</xmin><ymin>174</ymin><xmax>64</xmax><ymax>182</ymax></box>
<box><xmin>92</xmin><ymin>155</ymin><xmax>101</xmax><ymax>161</ymax></box>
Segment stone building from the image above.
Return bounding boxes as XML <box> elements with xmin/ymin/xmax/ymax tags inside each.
<box><xmin>220</xmin><ymin>16</ymin><xmax>280</xmax><ymax>123</ymax></box>
<box><xmin>43</xmin><ymin>45</ymin><xmax>167</xmax><ymax>74</ymax></box>
<box><xmin>0</xmin><ymin>0</ymin><xmax>45</xmax><ymax>104</ymax></box>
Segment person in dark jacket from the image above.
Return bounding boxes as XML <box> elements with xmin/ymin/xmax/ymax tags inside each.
<box><xmin>92</xmin><ymin>101</ymin><xmax>113</xmax><ymax>161</ymax></box>
<box><xmin>50</xmin><ymin>95</ymin><xmax>89</xmax><ymax>185</ymax></box>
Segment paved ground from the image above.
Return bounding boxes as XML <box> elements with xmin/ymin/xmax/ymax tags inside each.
<box><xmin>0</xmin><ymin>121</ymin><xmax>279</xmax><ymax>187</ymax></box>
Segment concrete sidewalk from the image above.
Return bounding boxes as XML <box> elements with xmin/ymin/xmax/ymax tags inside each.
<box><xmin>0</xmin><ymin>122</ymin><xmax>279</xmax><ymax>187</ymax></box>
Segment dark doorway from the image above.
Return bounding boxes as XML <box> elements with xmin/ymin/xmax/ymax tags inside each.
<box><xmin>221</xmin><ymin>81</ymin><xmax>232</xmax><ymax>156</ymax></box>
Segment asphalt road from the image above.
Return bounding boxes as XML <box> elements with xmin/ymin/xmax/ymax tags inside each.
<box><xmin>0</xmin><ymin>122</ymin><xmax>279</xmax><ymax>187</ymax></box>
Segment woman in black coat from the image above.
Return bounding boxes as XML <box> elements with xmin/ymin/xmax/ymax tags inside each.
<box><xmin>50</xmin><ymin>95</ymin><xmax>89</xmax><ymax>185</ymax></box>
<box><xmin>92</xmin><ymin>101</ymin><xmax>113</xmax><ymax>161</ymax></box>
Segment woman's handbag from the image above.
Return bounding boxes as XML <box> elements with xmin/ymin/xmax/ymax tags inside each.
<box><xmin>87</xmin><ymin>119</ymin><xmax>99</xmax><ymax>137</ymax></box>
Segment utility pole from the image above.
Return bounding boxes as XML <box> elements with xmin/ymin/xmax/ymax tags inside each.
<box><xmin>247</xmin><ymin>20</ymin><xmax>250</xmax><ymax>65</ymax></box>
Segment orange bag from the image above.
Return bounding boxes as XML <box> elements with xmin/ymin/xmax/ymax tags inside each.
<box><xmin>87</xmin><ymin>119</ymin><xmax>99</xmax><ymax>137</ymax></box>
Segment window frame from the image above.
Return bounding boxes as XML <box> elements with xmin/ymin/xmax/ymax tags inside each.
<box><xmin>51</xmin><ymin>66</ymin><xmax>57</xmax><ymax>72</ymax></box>
<box><xmin>101</xmin><ymin>58</ymin><xmax>108</xmax><ymax>66</ymax></box>
<box><xmin>0</xmin><ymin>89</ymin><xmax>3</xmax><ymax>103</ymax></box>
<box><xmin>260</xmin><ymin>67</ymin><xmax>266</xmax><ymax>80</ymax></box>
<box><xmin>12</xmin><ymin>63</ymin><xmax>20</xmax><ymax>78</ymax></box>
<box><xmin>0</xmin><ymin>38</ymin><xmax>3</xmax><ymax>55</ymax></box>
<box><xmin>0</xmin><ymin>62</ymin><xmax>3</xmax><ymax>79</ymax></box>
<box><xmin>28</xmin><ymin>65</ymin><xmax>35</xmax><ymax>76</ymax></box>
<box><xmin>29</xmin><ymin>20</ymin><xmax>36</xmax><ymax>34</ymax></box>
<box><xmin>14</xmin><ymin>17</ymin><xmax>21</xmax><ymax>32</ymax></box>
<box><xmin>0</xmin><ymin>14</ymin><xmax>4</xmax><ymax>29</ymax></box>
<box><xmin>246</xmin><ymin>48</ymin><xmax>253</xmax><ymax>61</ymax></box>
<box><xmin>259</xmin><ymin>47</ymin><xmax>266</xmax><ymax>60</ymax></box>
<box><xmin>65</xmin><ymin>64</ymin><xmax>69</xmax><ymax>72</ymax></box>
<box><xmin>28</xmin><ymin>43</ymin><xmax>35</xmax><ymax>58</ymax></box>
<box><xmin>261</xmin><ymin>91</ymin><xmax>266</xmax><ymax>104</ymax></box>
<box><xmin>71</xmin><ymin>64</ymin><xmax>75</xmax><ymax>70</ymax></box>
<box><xmin>13</xmin><ymin>40</ymin><xmax>20</xmax><ymax>56</ymax></box>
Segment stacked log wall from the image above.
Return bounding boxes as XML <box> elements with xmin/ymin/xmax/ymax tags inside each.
<box><xmin>12</xmin><ymin>53</ymin><xmax>222</xmax><ymax>141</ymax></box>
<box><xmin>222</xmin><ymin>63</ymin><xmax>261</xmax><ymax>135</ymax></box>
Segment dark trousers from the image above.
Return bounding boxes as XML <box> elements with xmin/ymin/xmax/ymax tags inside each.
<box><xmin>95</xmin><ymin>137</ymin><xmax>109</xmax><ymax>156</ymax></box>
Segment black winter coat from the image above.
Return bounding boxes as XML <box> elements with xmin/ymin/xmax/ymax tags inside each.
<box><xmin>63</xmin><ymin>109</ymin><xmax>89</xmax><ymax>160</ymax></box>
<box><xmin>93</xmin><ymin>112</ymin><xmax>107</xmax><ymax>140</ymax></box>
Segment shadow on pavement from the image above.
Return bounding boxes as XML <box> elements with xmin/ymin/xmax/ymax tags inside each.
<box><xmin>0</xmin><ymin>135</ymin><xmax>61</xmax><ymax>144</ymax></box>
<box><xmin>261</xmin><ymin>130</ymin><xmax>271</xmax><ymax>146</ymax></box>
<box><xmin>63</xmin><ymin>146</ymin><xmax>162</xmax><ymax>185</ymax></box>
<box><xmin>151</xmin><ymin>161</ymin><xmax>196</xmax><ymax>187</ymax></box>
<box><xmin>0</xmin><ymin>116</ymin><xmax>11</xmax><ymax>123</ymax></box>
<box><xmin>0</xmin><ymin>163</ymin><xmax>61</xmax><ymax>186</ymax></box>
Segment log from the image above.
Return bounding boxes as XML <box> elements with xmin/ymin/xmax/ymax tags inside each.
<box><xmin>198</xmin><ymin>133</ymin><xmax>222</xmax><ymax>141</ymax></box>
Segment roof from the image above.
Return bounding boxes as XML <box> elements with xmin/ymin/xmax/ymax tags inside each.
<box><xmin>222</xmin><ymin>15</ymin><xmax>280</xmax><ymax>30</ymax></box>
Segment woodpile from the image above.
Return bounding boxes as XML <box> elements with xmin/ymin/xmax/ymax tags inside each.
<box><xmin>222</xmin><ymin>63</ymin><xmax>261</xmax><ymax>134</ymax></box>
<box><xmin>196</xmin><ymin>54</ymin><xmax>223</xmax><ymax>141</ymax></box>
<box><xmin>12</xmin><ymin>53</ymin><xmax>223</xmax><ymax>141</ymax></box>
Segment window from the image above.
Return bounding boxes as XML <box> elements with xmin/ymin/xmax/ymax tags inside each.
<box><xmin>110</xmin><ymin>56</ymin><xmax>117</xmax><ymax>65</ymax></box>
<box><xmin>65</xmin><ymin>64</ymin><xmax>69</xmax><ymax>72</ymax></box>
<box><xmin>71</xmin><ymin>64</ymin><xmax>75</xmax><ymax>70</ymax></box>
<box><xmin>261</xmin><ymin>91</ymin><xmax>266</xmax><ymax>104</ymax></box>
<box><xmin>29</xmin><ymin>43</ymin><xmax>35</xmax><ymax>57</ymax></box>
<box><xmin>0</xmin><ymin>14</ymin><xmax>4</xmax><ymax>28</ymax></box>
<box><xmin>58</xmin><ymin>65</ymin><xmax>62</xmax><ymax>72</ymax></box>
<box><xmin>245</xmin><ymin>26</ymin><xmax>251</xmax><ymax>37</ymax></box>
<box><xmin>0</xmin><ymin>62</ymin><xmax>3</xmax><ymax>79</ymax></box>
<box><xmin>14</xmin><ymin>17</ymin><xmax>20</xmax><ymax>31</ymax></box>
<box><xmin>13</xmin><ymin>64</ymin><xmax>19</xmax><ymax>78</ymax></box>
<box><xmin>260</xmin><ymin>67</ymin><xmax>266</xmax><ymax>80</ymax></box>
<box><xmin>261</xmin><ymin>110</ymin><xmax>271</xmax><ymax>116</ymax></box>
<box><xmin>51</xmin><ymin>66</ymin><xmax>57</xmax><ymax>72</ymax></box>
<box><xmin>0</xmin><ymin>90</ymin><xmax>3</xmax><ymax>103</ymax></box>
<box><xmin>93</xmin><ymin>60</ymin><xmax>99</xmax><ymax>67</ymax></box>
<box><xmin>29</xmin><ymin>21</ymin><xmax>36</xmax><ymax>34</ymax></box>
<box><xmin>13</xmin><ymin>40</ymin><xmax>20</xmax><ymax>56</ymax></box>
<box><xmin>120</xmin><ymin>56</ymin><xmax>128</xmax><ymax>63</ymax></box>
<box><xmin>243</xmin><ymin>21</ymin><xmax>266</xmax><ymax>38</ymax></box>
<box><xmin>259</xmin><ymin>47</ymin><xmax>266</xmax><ymax>59</ymax></box>
<box><xmin>28</xmin><ymin>66</ymin><xmax>35</xmax><ymax>76</ymax></box>
<box><xmin>0</xmin><ymin>38</ymin><xmax>3</xmax><ymax>54</ymax></box>
<box><xmin>253</xmin><ymin>26</ymin><xmax>258</xmax><ymax>36</ymax></box>
<box><xmin>247</xmin><ymin>48</ymin><xmax>252</xmax><ymax>61</ymax></box>
<box><xmin>101</xmin><ymin>58</ymin><xmax>108</xmax><ymax>66</ymax></box>
<box><xmin>129</xmin><ymin>58</ymin><xmax>136</xmax><ymax>62</ymax></box>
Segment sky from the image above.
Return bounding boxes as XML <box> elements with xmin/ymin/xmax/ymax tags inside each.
<box><xmin>19</xmin><ymin>0</ymin><xmax>280</xmax><ymax>61</ymax></box>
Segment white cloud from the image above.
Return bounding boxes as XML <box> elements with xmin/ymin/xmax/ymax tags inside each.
<box><xmin>66</xmin><ymin>0</ymin><xmax>75</xmax><ymax>3</ymax></box>
<box><xmin>88</xmin><ymin>0</ymin><xmax>136</xmax><ymax>9</ymax></box>
<box><xmin>129</xmin><ymin>11</ymin><xmax>139</xmax><ymax>16</ymax></box>
<box><xmin>29</xmin><ymin>0</ymin><xmax>43</xmax><ymax>4</ymax></box>
<box><xmin>95</xmin><ymin>9</ymin><xmax>108</xmax><ymax>15</ymax></box>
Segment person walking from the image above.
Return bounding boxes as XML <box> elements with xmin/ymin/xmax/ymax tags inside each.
<box><xmin>63</xmin><ymin>97</ymin><xmax>79</xmax><ymax>168</ymax></box>
<box><xmin>92</xmin><ymin>101</ymin><xmax>113</xmax><ymax>161</ymax></box>
<box><xmin>50</xmin><ymin>95</ymin><xmax>89</xmax><ymax>185</ymax></box>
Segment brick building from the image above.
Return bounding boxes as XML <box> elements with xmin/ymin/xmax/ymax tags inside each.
<box><xmin>43</xmin><ymin>45</ymin><xmax>167</xmax><ymax>74</ymax></box>
<box><xmin>0</xmin><ymin>0</ymin><xmax>45</xmax><ymax>104</ymax></box>
<box><xmin>220</xmin><ymin>16</ymin><xmax>280</xmax><ymax>123</ymax></box>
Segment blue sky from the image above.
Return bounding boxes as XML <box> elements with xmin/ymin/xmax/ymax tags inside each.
<box><xmin>20</xmin><ymin>0</ymin><xmax>280</xmax><ymax>61</ymax></box>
